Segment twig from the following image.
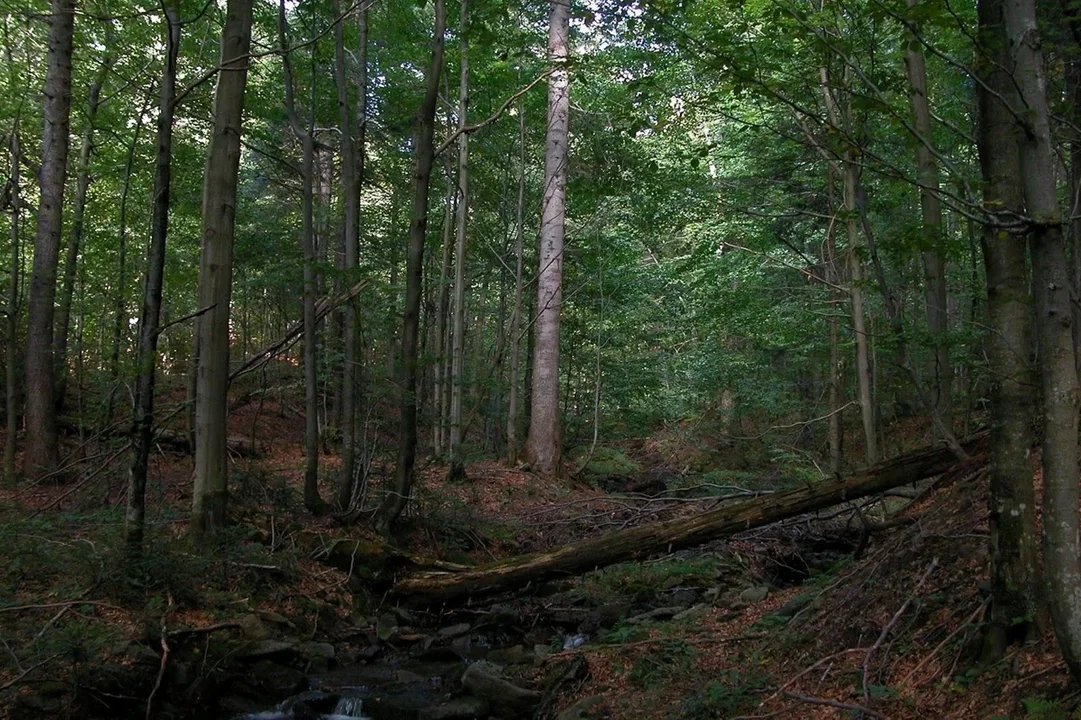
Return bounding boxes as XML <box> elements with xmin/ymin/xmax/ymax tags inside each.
<box><xmin>145</xmin><ymin>592</ymin><xmax>174</xmax><ymax>720</ymax></box>
<box><xmin>0</xmin><ymin>599</ymin><xmax>122</xmax><ymax>614</ymax></box>
<box><xmin>862</xmin><ymin>557</ymin><xmax>938</xmax><ymax>702</ymax></box>
<box><xmin>0</xmin><ymin>653</ymin><xmax>62</xmax><ymax>691</ymax></box>
<box><xmin>898</xmin><ymin>599</ymin><xmax>987</xmax><ymax>688</ymax></box>
<box><xmin>154</xmin><ymin>304</ymin><xmax>215</xmax><ymax>337</ymax></box>
<box><xmin>166</xmin><ymin>621</ymin><xmax>242</xmax><ymax>637</ymax></box>
<box><xmin>782</xmin><ymin>691</ymin><xmax>886</xmax><ymax>719</ymax></box>
<box><xmin>434</xmin><ymin>69</ymin><xmax>554</xmax><ymax>156</ymax></box>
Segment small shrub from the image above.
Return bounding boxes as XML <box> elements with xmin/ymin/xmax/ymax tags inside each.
<box><xmin>679</xmin><ymin>668</ymin><xmax>770</xmax><ymax>718</ymax></box>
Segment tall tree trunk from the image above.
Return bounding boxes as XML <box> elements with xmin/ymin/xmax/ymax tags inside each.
<box><xmin>335</xmin><ymin>0</ymin><xmax>366</xmax><ymax>510</ymax></box>
<box><xmin>4</xmin><ymin>132</ymin><xmax>20</xmax><ymax>484</ymax></box>
<box><xmin>105</xmin><ymin>92</ymin><xmax>151</xmax><ymax>424</ymax></box>
<box><xmin>23</xmin><ymin>0</ymin><xmax>76</xmax><ymax>480</ymax></box>
<box><xmin>55</xmin><ymin>50</ymin><xmax>113</xmax><ymax>402</ymax></box>
<box><xmin>448</xmin><ymin>0</ymin><xmax>470</xmax><ymax>481</ymax></box>
<box><xmin>1001</xmin><ymin>0</ymin><xmax>1081</xmax><ymax>679</ymax></box>
<box><xmin>846</xmin><ymin>162</ymin><xmax>877</xmax><ymax>465</ymax></box>
<box><xmin>278</xmin><ymin>0</ymin><xmax>323</xmax><ymax>513</ymax></box>
<box><xmin>190</xmin><ymin>0</ymin><xmax>254</xmax><ymax>542</ymax></box>
<box><xmin>902</xmin><ymin>0</ymin><xmax>952</xmax><ymax>432</ymax></box>
<box><xmin>375</xmin><ymin>0</ymin><xmax>445</xmax><ymax>535</ymax></box>
<box><xmin>432</xmin><ymin>169</ymin><xmax>454</xmax><ymax>457</ymax></box>
<box><xmin>127</xmin><ymin>1</ymin><xmax>180</xmax><ymax>557</ymax></box>
<box><xmin>1061</xmin><ymin>0</ymin><xmax>1081</xmax><ymax>376</ymax></box>
<box><xmin>825</xmin><ymin>167</ymin><xmax>843</xmax><ymax>475</ymax></box>
<box><xmin>505</xmin><ymin>105</ymin><xmax>527</xmax><ymax>464</ymax></box>
<box><xmin>976</xmin><ymin>0</ymin><xmax>1038</xmax><ymax>660</ymax></box>
<box><xmin>520</xmin><ymin>0</ymin><xmax>570</xmax><ymax>476</ymax></box>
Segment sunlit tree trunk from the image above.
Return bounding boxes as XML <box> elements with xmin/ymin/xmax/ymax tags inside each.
<box><xmin>505</xmin><ymin>105</ymin><xmax>527</xmax><ymax>464</ymax></box>
<box><xmin>127</xmin><ymin>1</ymin><xmax>180</xmax><ymax>557</ymax></box>
<box><xmin>448</xmin><ymin>0</ymin><xmax>470</xmax><ymax>481</ymax></box>
<box><xmin>375</xmin><ymin>0</ymin><xmax>445</xmax><ymax>535</ymax></box>
<box><xmin>190</xmin><ymin>0</ymin><xmax>254</xmax><ymax>541</ymax></box>
<box><xmin>902</xmin><ymin>0</ymin><xmax>952</xmax><ymax>433</ymax></box>
<box><xmin>1002</xmin><ymin>0</ymin><xmax>1081</xmax><ymax>679</ymax></box>
<box><xmin>55</xmin><ymin>48</ymin><xmax>113</xmax><ymax>403</ymax></box>
<box><xmin>5</xmin><ymin>132</ymin><xmax>20</xmax><ymax>484</ymax></box>
<box><xmin>23</xmin><ymin>0</ymin><xmax>76</xmax><ymax>480</ymax></box>
<box><xmin>521</xmin><ymin>0</ymin><xmax>570</xmax><ymax>476</ymax></box>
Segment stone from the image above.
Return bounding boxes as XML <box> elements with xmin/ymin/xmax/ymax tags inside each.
<box><xmin>739</xmin><ymin>586</ymin><xmax>770</xmax><ymax>603</ymax></box>
<box><xmin>625</xmin><ymin>606</ymin><xmax>684</xmax><ymax>625</ymax></box>
<box><xmin>391</xmin><ymin>606</ymin><xmax>416</xmax><ymax>624</ymax></box>
<box><xmin>122</xmin><ymin>641</ymin><xmax>162</xmax><ymax>666</ymax></box>
<box><xmin>439</xmin><ymin>622</ymin><xmax>473</xmax><ymax>638</ymax></box>
<box><xmin>241</xmin><ymin>639</ymin><xmax>298</xmax><ymax>662</ymax></box>
<box><xmin>556</xmin><ymin>694</ymin><xmax>607</xmax><ymax>720</ymax></box>
<box><xmin>673</xmin><ymin>604</ymin><xmax>710</xmax><ymax>622</ymax></box>
<box><xmin>377</xmin><ymin>612</ymin><xmax>399</xmax><ymax>642</ymax></box>
<box><xmin>238</xmin><ymin>613</ymin><xmax>272</xmax><ymax>640</ymax></box>
<box><xmin>280</xmin><ymin>690</ymin><xmax>341</xmax><ymax>717</ymax></box>
<box><xmin>461</xmin><ymin>662</ymin><xmax>540</xmax><ymax>718</ymax></box>
<box><xmin>661</xmin><ymin>575</ymin><xmax>685</xmax><ymax>590</ymax></box>
<box><xmin>419</xmin><ymin>697</ymin><xmax>490</xmax><ymax>719</ymax></box>
<box><xmin>397</xmin><ymin>669</ymin><xmax>428</xmax><ymax>683</ymax></box>
<box><xmin>775</xmin><ymin>594</ymin><xmax>813</xmax><ymax>619</ymax></box>
<box><xmin>703</xmin><ymin>586</ymin><xmax>723</xmax><ymax>603</ymax></box>
<box><xmin>358</xmin><ymin>644</ymin><xmax>383</xmax><ymax>661</ymax></box>
<box><xmin>417</xmin><ymin>645</ymin><xmax>464</xmax><ymax>662</ymax></box>
<box><xmin>258</xmin><ymin>610</ymin><xmax>296</xmax><ymax>628</ymax></box>
<box><xmin>248</xmin><ymin>659</ymin><xmax>308</xmax><ymax>698</ymax></box>
<box><xmin>486</xmin><ymin>645</ymin><xmax>532</xmax><ymax>665</ymax></box>
<box><xmin>298</xmin><ymin>641</ymin><xmax>336</xmax><ymax>662</ymax></box>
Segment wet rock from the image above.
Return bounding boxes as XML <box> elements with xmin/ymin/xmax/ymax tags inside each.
<box><xmin>439</xmin><ymin>622</ymin><xmax>473</xmax><ymax>638</ymax></box>
<box><xmin>461</xmin><ymin>662</ymin><xmax>540</xmax><ymax>718</ymax></box>
<box><xmin>249</xmin><ymin>659</ymin><xmax>308</xmax><ymax>697</ymax></box>
<box><xmin>417</xmin><ymin>645</ymin><xmax>465</xmax><ymax>662</ymax></box>
<box><xmin>556</xmin><ymin>694</ymin><xmax>606</xmax><ymax>720</ymax></box>
<box><xmin>280</xmin><ymin>690</ymin><xmax>341</xmax><ymax>717</ymax></box>
<box><xmin>739</xmin><ymin>586</ymin><xmax>770</xmax><ymax>603</ymax></box>
<box><xmin>378</xmin><ymin>612</ymin><xmax>399</xmax><ymax>642</ymax></box>
<box><xmin>418</xmin><ymin>696</ymin><xmax>490</xmax><ymax>719</ymax></box>
<box><xmin>298</xmin><ymin>641</ymin><xmax>335</xmax><ymax>662</ymax></box>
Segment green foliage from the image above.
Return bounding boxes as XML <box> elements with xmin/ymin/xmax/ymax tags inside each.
<box><xmin>678</xmin><ymin>669</ymin><xmax>771</xmax><ymax>718</ymax></box>
<box><xmin>1021</xmin><ymin>697</ymin><xmax>1081</xmax><ymax>720</ymax></box>
<box><xmin>579</xmin><ymin>555</ymin><xmax>721</xmax><ymax>600</ymax></box>
<box><xmin>628</xmin><ymin>639</ymin><xmax>694</xmax><ymax>688</ymax></box>
<box><xmin>573</xmin><ymin>446</ymin><xmax>643</xmax><ymax>481</ymax></box>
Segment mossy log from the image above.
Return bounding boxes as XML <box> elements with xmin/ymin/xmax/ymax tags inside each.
<box><xmin>390</xmin><ymin>433</ymin><xmax>986</xmax><ymax>607</ymax></box>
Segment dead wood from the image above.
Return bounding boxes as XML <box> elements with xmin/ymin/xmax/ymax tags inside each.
<box><xmin>390</xmin><ymin>433</ymin><xmax>986</xmax><ymax>607</ymax></box>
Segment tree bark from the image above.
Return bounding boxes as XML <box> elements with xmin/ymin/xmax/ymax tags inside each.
<box><xmin>520</xmin><ymin>0</ymin><xmax>570</xmax><ymax>476</ymax></box>
<box><xmin>976</xmin><ymin>0</ymin><xmax>1039</xmax><ymax>659</ymax></box>
<box><xmin>433</xmin><ymin>168</ymin><xmax>455</xmax><ymax>457</ymax></box>
<box><xmin>4</xmin><ymin>132</ymin><xmax>20</xmax><ymax>484</ymax></box>
<box><xmin>825</xmin><ymin>167</ymin><xmax>843</xmax><ymax>475</ymax></box>
<box><xmin>902</xmin><ymin>0</ymin><xmax>952</xmax><ymax>432</ymax></box>
<box><xmin>278</xmin><ymin>0</ymin><xmax>323</xmax><ymax>514</ymax></box>
<box><xmin>55</xmin><ymin>48</ymin><xmax>113</xmax><ymax>402</ymax></box>
<box><xmin>506</xmin><ymin>105</ymin><xmax>527</xmax><ymax>465</ymax></box>
<box><xmin>1000</xmin><ymin>0</ymin><xmax>1081</xmax><ymax>680</ymax></box>
<box><xmin>448</xmin><ymin>0</ymin><xmax>470</xmax><ymax>481</ymax></box>
<box><xmin>190</xmin><ymin>0</ymin><xmax>254</xmax><ymax>542</ymax></box>
<box><xmin>393</xmin><ymin>434</ymin><xmax>986</xmax><ymax>606</ymax></box>
<box><xmin>23</xmin><ymin>0</ymin><xmax>76</xmax><ymax>480</ymax></box>
<box><xmin>126</xmin><ymin>1</ymin><xmax>180</xmax><ymax>557</ymax></box>
<box><xmin>335</xmin><ymin>0</ymin><xmax>366</xmax><ymax>511</ymax></box>
<box><xmin>374</xmin><ymin>0</ymin><xmax>446</xmax><ymax>535</ymax></box>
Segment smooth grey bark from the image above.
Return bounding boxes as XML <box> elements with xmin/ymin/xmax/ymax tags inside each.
<box><xmin>375</xmin><ymin>0</ymin><xmax>445</xmax><ymax>535</ymax></box>
<box><xmin>1001</xmin><ymin>0</ymin><xmax>1081</xmax><ymax>679</ymax></box>
<box><xmin>190</xmin><ymin>0</ymin><xmax>254</xmax><ymax>542</ymax></box>
<box><xmin>55</xmin><ymin>49</ymin><xmax>113</xmax><ymax>401</ymax></box>
<box><xmin>278</xmin><ymin>0</ymin><xmax>323</xmax><ymax>513</ymax></box>
<box><xmin>23</xmin><ymin>0</ymin><xmax>76</xmax><ymax>480</ymax></box>
<box><xmin>127</xmin><ymin>1</ymin><xmax>180</xmax><ymax>557</ymax></box>
<box><xmin>448</xmin><ymin>0</ymin><xmax>470</xmax><ymax>480</ymax></box>
<box><xmin>432</xmin><ymin>169</ymin><xmax>454</xmax><ymax>457</ymax></box>
<box><xmin>520</xmin><ymin>0</ymin><xmax>570</xmax><ymax>476</ymax></box>
<box><xmin>902</xmin><ymin>0</ymin><xmax>952</xmax><ymax>432</ymax></box>
<box><xmin>976</xmin><ymin>0</ymin><xmax>1038</xmax><ymax>659</ymax></box>
<box><xmin>335</xmin><ymin>0</ymin><xmax>366</xmax><ymax>510</ymax></box>
<box><xmin>5</xmin><ymin>132</ymin><xmax>20</xmax><ymax>484</ymax></box>
<box><xmin>505</xmin><ymin>105</ymin><xmax>527</xmax><ymax>464</ymax></box>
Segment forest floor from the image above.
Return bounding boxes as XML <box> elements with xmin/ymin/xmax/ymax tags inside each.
<box><xmin>0</xmin><ymin>386</ymin><xmax>1075</xmax><ymax>719</ymax></box>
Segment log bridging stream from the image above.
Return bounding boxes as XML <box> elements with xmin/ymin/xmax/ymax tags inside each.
<box><xmin>390</xmin><ymin>434</ymin><xmax>986</xmax><ymax>607</ymax></box>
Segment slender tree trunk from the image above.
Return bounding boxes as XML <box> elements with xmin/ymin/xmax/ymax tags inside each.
<box><xmin>845</xmin><ymin>162</ymin><xmax>877</xmax><ymax>465</ymax></box>
<box><xmin>335</xmin><ymin>0</ymin><xmax>366</xmax><ymax>510</ymax></box>
<box><xmin>127</xmin><ymin>1</ymin><xmax>180</xmax><ymax>557</ymax></box>
<box><xmin>55</xmin><ymin>51</ymin><xmax>113</xmax><ymax>401</ymax></box>
<box><xmin>902</xmin><ymin>0</ymin><xmax>952</xmax><ymax>432</ymax></box>
<box><xmin>433</xmin><ymin>170</ymin><xmax>454</xmax><ymax>457</ymax></box>
<box><xmin>506</xmin><ymin>106</ymin><xmax>527</xmax><ymax>464</ymax></box>
<box><xmin>105</xmin><ymin>93</ymin><xmax>151</xmax><ymax>424</ymax></box>
<box><xmin>448</xmin><ymin>0</ymin><xmax>470</xmax><ymax>480</ymax></box>
<box><xmin>4</xmin><ymin>132</ymin><xmax>20</xmax><ymax>484</ymax></box>
<box><xmin>190</xmin><ymin>0</ymin><xmax>254</xmax><ymax>542</ymax></box>
<box><xmin>278</xmin><ymin>0</ymin><xmax>324</xmax><ymax>513</ymax></box>
<box><xmin>1062</xmin><ymin>2</ymin><xmax>1081</xmax><ymax>376</ymax></box>
<box><xmin>1001</xmin><ymin>0</ymin><xmax>1081</xmax><ymax>679</ymax></box>
<box><xmin>520</xmin><ymin>0</ymin><xmax>570</xmax><ymax>476</ymax></box>
<box><xmin>976</xmin><ymin>0</ymin><xmax>1038</xmax><ymax>659</ymax></box>
<box><xmin>23</xmin><ymin>0</ymin><xmax>76</xmax><ymax>480</ymax></box>
<box><xmin>826</xmin><ymin>167</ymin><xmax>843</xmax><ymax>475</ymax></box>
<box><xmin>374</xmin><ymin>0</ymin><xmax>445</xmax><ymax>534</ymax></box>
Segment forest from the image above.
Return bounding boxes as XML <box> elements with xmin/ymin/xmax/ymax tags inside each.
<box><xmin>1</xmin><ymin>0</ymin><xmax>1080</xmax><ymax>716</ymax></box>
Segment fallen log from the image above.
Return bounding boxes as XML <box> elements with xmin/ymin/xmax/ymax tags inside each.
<box><xmin>390</xmin><ymin>433</ymin><xmax>987</xmax><ymax>607</ymax></box>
